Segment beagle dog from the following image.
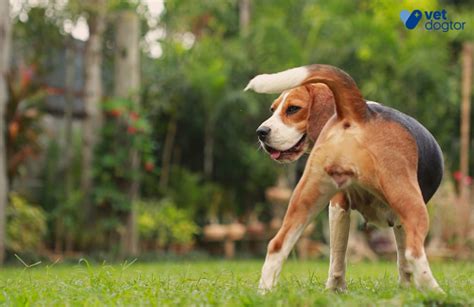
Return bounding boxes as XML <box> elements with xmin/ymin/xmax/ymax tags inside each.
<box><xmin>245</xmin><ymin>64</ymin><xmax>444</xmax><ymax>293</ymax></box>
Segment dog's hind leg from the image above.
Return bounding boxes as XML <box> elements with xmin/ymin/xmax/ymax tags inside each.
<box><xmin>325</xmin><ymin>193</ymin><xmax>350</xmax><ymax>292</ymax></box>
<box><xmin>381</xmin><ymin>175</ymin><xmax>443</xmax><ymax>293</ymax></box>
<box><xmin>393</xmin><ymin>225</ymin><xmax>413</xmax><ymax>287</ymax></box>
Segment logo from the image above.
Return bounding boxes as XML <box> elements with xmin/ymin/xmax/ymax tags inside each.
<box><xmin>400</xmin><ymin>9</ymin><xmax>466</xmax><ymax>32</ymax></box>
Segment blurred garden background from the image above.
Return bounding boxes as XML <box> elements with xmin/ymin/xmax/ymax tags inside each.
<box><xmin>0</xmin><ymin>0</ymin><xmax>473</xmax><ymax>266</ymax></box>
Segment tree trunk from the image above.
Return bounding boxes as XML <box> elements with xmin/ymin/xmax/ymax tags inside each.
<box><xmin>203</xmin><ymin>118</ymin><xmax>214</xmax><ymax>178</ymax></box>
<box><xmin>81</xmin><ymin>0</ymin><xmax>106</xmax><ymax>207</ymax></box>
<box><xmin>239</xmin><ymin>0</ymin><xmax>251</xmax><ymax>36</ymax></box>
<box><xmin>459</xmin><ymin>42</ymin><xmax>472</xmax><ymax>242</ymax></box>
<box><xmin>114</xmin><ymin>10</ymin><xmax>140</xmax><ymax>257</ymax></box>
<box><xmin>159</xmin><ymin>114</ymin><xmax>177</xmax><ymax>190</ymax></box>
<box><xmin>54</xmin><ymin>219</ymin><xmax>64</xmax><ymax>253</ymax></box>
<box><xmin>0</xmin><ymin>0</ymin><xmax>11</xmax><ymax>264</ymax></box>
<box><xmin>58</xmin><ymin>41</ymin><xmax>75</xmax><ymax>254</ymax></box>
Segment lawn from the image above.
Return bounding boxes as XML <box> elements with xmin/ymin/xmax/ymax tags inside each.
<box><xmin>0</xmin><ymin>259</ymin><xmax>472</xmax><ymax>306</ymax></box>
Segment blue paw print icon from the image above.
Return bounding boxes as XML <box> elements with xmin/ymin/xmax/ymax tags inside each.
<box><xmin>400</xmin><ymin>9</ymin><xmax>422</xmax><ymax>29</ymax></box>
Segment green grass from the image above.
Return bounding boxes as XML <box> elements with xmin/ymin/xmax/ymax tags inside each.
<box><xmin>0</xmin><ymin>259</ymin><xmax>472</xmax><ymax>306</ymax></box>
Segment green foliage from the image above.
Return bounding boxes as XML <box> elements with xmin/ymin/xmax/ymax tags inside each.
<box><xmin>138</xmin><ymin>199</ymin><xmax>199</xmax><ymax>247</ymax></box>
<box><xmin>94</xmin><ymin>98</ymin><xmax>156</xmax><ymax>215</ymax></box>
<box><xmin>96</xmin><ymin>0</ymin><xmax>138</xmax><ymax>13</ymax></box>
<box><xmin>36</xmin><ymin>134</ymin><xmax>85</xmax><ymax>248</ymax></box>
<box><xmin>8</xmin><ymin>0</ymin><xmax>474</xmax><ymax>255</ymax></box>
<box><xmin>162</xmin><ymin>0</ymin><xmax>238</xmax><ymax>36</ymax></box>
<box><xmin>5</xmin><ymin>67</ymin><xmax>46</xmax><ymax>181</ymax></box>
<box><xmin>12</xmin><ymin>7</ymin><xmax>65</xmax><ymax>71</ymax></box>
<box><xmin>150</xmin><ymin>0</ymin><xmax>474</xmax><ymax>197</ymax></box>
<box><xmin>6</xmin><ymin>193</ymin><xmax>47</xmax><ymax>253</ymax></box>
<box><xmin>166</xmin><ymin>167</ymin><xmax>224</xmax><ymax>219</ymax></box>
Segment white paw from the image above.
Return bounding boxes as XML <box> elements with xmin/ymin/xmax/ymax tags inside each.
<box><xmin>325</xmin><ymin>276</ymin><xmax>347</xmax><ymax>292</ymax></box>
<box><xmin>414</xmin><ymin>273</ymin><xmax>444</xmax><ymax>293</ymax></box>
<box><xmin>405</xmin><ymin>250</ymin><xmax>443</xmax><ymax>293</ymax></box>
<box><xmin>257</xmin><ymin>279</ymin><xmax>273</xmax><ymax>295</ymax></box>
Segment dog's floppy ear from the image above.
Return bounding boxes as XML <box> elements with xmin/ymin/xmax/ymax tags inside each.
<box><xmin>304</xmin><ymin>83</ymin><xmax>336</xmax><ymax>142</ymax></box>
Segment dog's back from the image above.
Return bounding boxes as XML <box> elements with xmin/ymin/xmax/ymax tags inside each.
<box><xmin>367</xmin><ymin>103</ymin><xmax>443</xmax><ymax>202</ymax></box>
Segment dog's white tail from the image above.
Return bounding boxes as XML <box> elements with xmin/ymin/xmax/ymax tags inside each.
<box><xmin>245</xmin><ymin>64</ymin><xmax>368</xmax><ymax>122</ymax></box>
<box><xmin>244</xmin><ymin>66</ymin><xmax>310</xmax><ymax>94</ymax></box>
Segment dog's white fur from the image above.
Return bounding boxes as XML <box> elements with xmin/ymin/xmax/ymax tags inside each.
<box><xmin>258</xmin><ymin>193</ymin><xmax>332</xmax><ymax>293</ymax></box>
<box><xmin>258</xmin><ymin>225</ymin><xmax>305</xmax><ymax>292</ymax></box>
<box><xmin>245</xmin><ymin>67</ymin><xmax>310</xmax><ymax>94</ymax></box>
<box><xmin>326</xmin><ymin>203</ymin><xmax>350</xmax><ymax>291</ymax></box>
<box><xmin>257</xmin><ymin>92</ymin><xmax>305</xmax><ymax>151</ymax></box>
<box><xmin>406</xmin><ymin>250</ymin><xmax>442</xmax><ymax>291</ymax></box>
<box><xmin>366</xmin><ymin>100</ymin><xmax>379</xmax><ymax>105</ymax></box>
<box><xmin>393</xmin><ymin>226</ymin><xmax>412</xmax><ymax>287</ymax></box>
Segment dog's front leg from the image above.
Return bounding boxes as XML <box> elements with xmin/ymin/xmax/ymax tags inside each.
<box><xmin>259</xmin><ymin>165</ymin><xmax>335</xmax><ymax>293</ymax></box>
<box><xmin>325</xmin><ymin>193</ymin><xmax>350</xmax><ymax>291</ymax></box>
<box><xmin>258</xmin><ymin>220</ymin><xmax>307</xmax><ymax>293</ymax></box>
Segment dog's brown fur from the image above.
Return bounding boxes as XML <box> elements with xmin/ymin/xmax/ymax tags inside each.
<box><xmin>249</xmin><ymin>65</ymin><xmax>442</xmax><ymax>293</ymax></box>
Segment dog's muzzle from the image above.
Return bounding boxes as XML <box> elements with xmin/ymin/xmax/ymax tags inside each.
<box><xmin>256</xmin><ymin>126</ymin><xmax>271</xmax><ymax>141</ymax></box>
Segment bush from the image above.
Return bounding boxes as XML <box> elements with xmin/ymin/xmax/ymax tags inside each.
<box><xmin>94</xmin><ymin>98</ymin><xmax>156</xmax><ymax>216</ymax></box>
<box><xmin>6</xmin><ymin>193</ymin><xmax>47</xmax><ymax>253</ymax></box>
<box><xmin>138</xmin><ymin>199</ymin><xmax>199</xmax><ymax>250</ymax></box>
<box><xmin>167</xmin><ymin>166</ymin><xmax>228</xmax><ymax>222</ymax></box>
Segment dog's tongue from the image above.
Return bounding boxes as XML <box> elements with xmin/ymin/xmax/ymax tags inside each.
<box><xmin>270</xmin><ymin>150</ymin><xmax>281</xmax><ymax>159</ymax></box>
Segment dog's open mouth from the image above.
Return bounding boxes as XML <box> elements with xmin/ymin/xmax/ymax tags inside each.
<box><xmin>264</xmin><ymin>134</ymin><xmax>307</xmax><ymax>160</ymax></box>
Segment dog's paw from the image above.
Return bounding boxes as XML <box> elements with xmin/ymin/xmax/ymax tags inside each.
<box><xmin>257</xmin><ymin>284</ymin><xmax>272</xmax><ymax>295</ymax></box>
<box><xmin>413</xmin><ymin>276</ymin><xmax>445</xmax><ymax>295</ymax></box>
<box><xmin>423</xmin><ymin>284</ymin><xmax>446</xmax><ymax>296</ymax></box>
<box><xmin>398</xmin><ymin>271</ymin><xmax>412</xmax><ymax>288</ymax></box>
<box><xmin>257</xmin><ymin>279</ymin><xmax>274</xmax><ymax>295</ymax></box>
<box><xmin>325</xmin><ymin>277</ymin><xmax>347</xmax><ymax>293</ymax></box>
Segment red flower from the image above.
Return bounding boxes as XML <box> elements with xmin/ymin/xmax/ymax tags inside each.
<box><xmin>8</xmin><ymin>121</ymin><xmax>20</xmax><ymax>139</ymax></box>
<box><xmin>127</xmin><ymin>126</ymin><xmax>137</xmax><ymax>134</ymax></box>
<box><xmin>20</xmin><ymin>65</ymin><xmax>35</xmax><ymax>89</ymax></box>
<box><xmin>130</xmin><ymin>112</ymin><xmax>139</xmax><ymax>121</ymax></box>
<box><xmin>109</xmin><ymin>109</ymin><xmax>122</xmax><ymax>118</ymax></box>
<box><xmin>454</xmin><ymin>171</ymin><xmax>473</xmax><ymax>186</ymax></box>
<box><xmin>144</xmin><ymin>161</ymin><xmax>154</xmax><ymax>172</ymax></box>
<box><xmin>453</xmin><ymin>171</ymin><xmax>463</xmax><ymax>182</ymax></box>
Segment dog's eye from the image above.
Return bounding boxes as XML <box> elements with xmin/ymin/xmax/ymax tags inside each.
<box><xmin>286</xmin><ymin>105</ymin><xmax>301</xmax><ymax>115</ymax></box>
<box><xmin>270</xmin><ymin>107</ymin><xmax>275</xmax><ymax>113</ymax></box>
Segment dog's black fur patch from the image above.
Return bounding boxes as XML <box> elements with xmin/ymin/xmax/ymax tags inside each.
<box><xmin>367</xmin><ymin>103</ymin><xmax>444</xmax><ymax>203</ymax></box>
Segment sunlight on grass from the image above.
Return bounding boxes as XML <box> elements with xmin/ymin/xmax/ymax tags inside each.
<box><xmin>0</xmin><ymin>260</ymin><xmax>472</xmax><ymax>306</ymax></box>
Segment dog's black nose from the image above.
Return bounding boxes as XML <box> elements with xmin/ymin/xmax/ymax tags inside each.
<box><xmin>256</xmin><ymin>126</ymin><xmax>271</xmax><ymax>141</ymax></box>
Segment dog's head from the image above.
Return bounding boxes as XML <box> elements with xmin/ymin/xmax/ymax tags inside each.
<box><xmin>257</xmin><ymin>83</ymin><xmax>335</xmax><ymax>163</ymax></box>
